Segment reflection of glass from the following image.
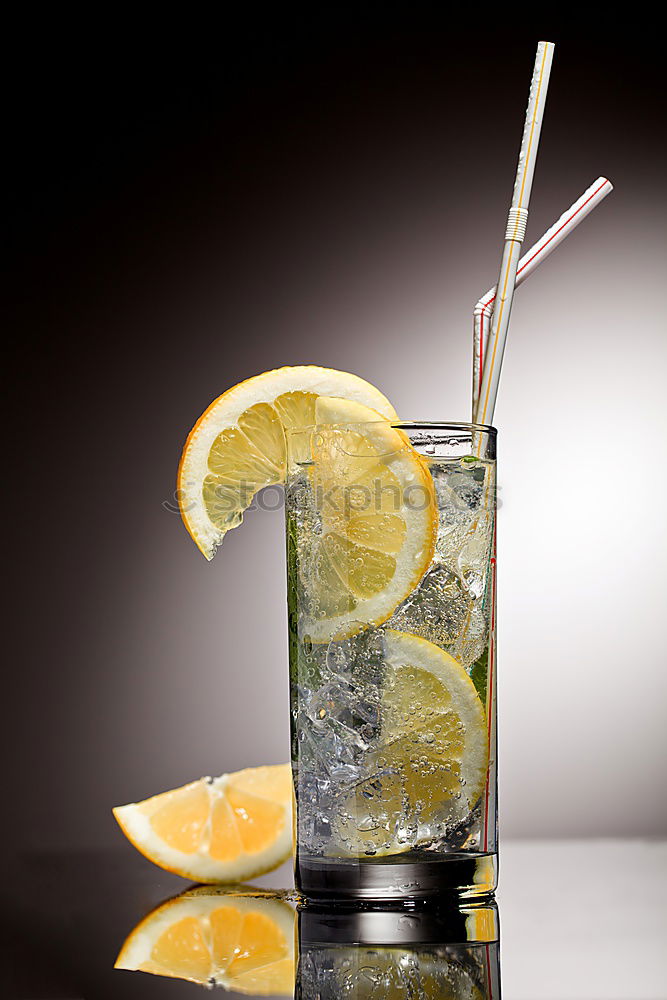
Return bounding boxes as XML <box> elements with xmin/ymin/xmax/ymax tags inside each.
<box><xmin>114</xmin><ymin>885</ymin><xmax>295</xmax><ymax>993</ymax></box>
<box><xmin>116</xmin><ymin>888</ymin><xmax>500</xmax><ymax>999</ymax></box>
<box><xmin>286</xmin><ymin>421</ymin><xmax>497</xmax><ymax>898</ymax></box>
<box><xmin>296</xmin><ymin>899</ymin><xmax>500</xmax><ymax>1000</ymax></box>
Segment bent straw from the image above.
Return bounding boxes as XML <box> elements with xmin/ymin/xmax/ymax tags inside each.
<box><xmin>475</xmin><ymin>41</ymin><xmax>555</xmax><ymax>427</ymax></box>
<box><xmin>472</xmin><ymin>176</ymin><xmax>614</xmax><ymax>416</ymax></box>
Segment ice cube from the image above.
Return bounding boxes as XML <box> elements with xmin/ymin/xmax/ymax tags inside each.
<box><xmin>431</xmin><ymin>462</ymin><xmax>493</xmax><ymax>588</ymax></box>
<box><xmin>298</xmin><ymin>703</ymin><xmax>369</xmax><ymax>772</ymax></box>
<box><xmin>447</xmin><ymin>599</ymin><xmax>487</xmax><ymax>669</ymax></box>
<box><xmin>388</xmin><ymin>564</ymin><xmax>470</xmax><ymax>645</ymax></box>
<box><xmin>326</xmin><ymin>625</ymin><xmax>388</xmax><ymax>687</ymax></box>
<box><xmin>387</xmin><ymin>560</ymin><xmax>489</xmax><ymax>671</ymax></box>
<box><xmin>334</xmin><ymin>767</ymin><xmax>408</xmax><ymax>855</ymax></box>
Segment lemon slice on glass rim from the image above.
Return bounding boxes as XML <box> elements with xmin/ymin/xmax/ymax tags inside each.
<box><xmin>178</xmin><ymin>365</ymin><xmax>437</xmax><ymax>640</ymax></box>
<box><xmin>288</xmin><ymin>396</ymin><xmax>437</xmax><ymax>643</ymax></box>
<box><xmin>177</xmin><ymin>365</ymin><xmax>399</xmax><ymax>560</ymax></box>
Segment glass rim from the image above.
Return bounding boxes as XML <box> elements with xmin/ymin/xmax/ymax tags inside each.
<box><xmin>393</xmin><ymin>420</ymin><xmax>496</xmax><ymax>434</ymax></box>
<box><xmin>285</xmin><ymin>419</ymin><xmax>497</xmax><ymax>435</ymax></box>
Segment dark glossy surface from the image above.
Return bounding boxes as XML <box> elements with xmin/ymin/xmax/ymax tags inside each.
<box><xmin>5</xmin><ymin>841</ymin><xmax>667</xmax><ymax>999</ymax></box>
<box><xmin>3</xmin><ymin>849</ymin><xmax>198</xmax><ymax>999</ymax></box>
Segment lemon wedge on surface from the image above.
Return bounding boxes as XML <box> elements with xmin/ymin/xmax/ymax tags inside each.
<box><xmin>178</xmin><ymin>365</ymin><xmax>398</xmax><ymax>559</ymax></box>
<box><xmin>115</xmin><ymin>887</ymin><xmax>295</xmax><ymax>994</ymax></box>
<box><xmin>113</xmin><ymin>764</ymin><xmax>292</xmax><ymax>883</ymax></box>
<box><xmin>288</xmin><ymin>396</ymin><xmax>437</xmax><ymax>642</ymax></box>
<box><xmin>334</xmin><ymin>630</ymin><xmax>488</xmax><ymax>857</ymax></box>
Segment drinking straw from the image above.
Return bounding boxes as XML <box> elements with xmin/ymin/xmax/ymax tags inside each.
<box><xmin>472</xmin><ymin>177</ymin><xmax>614</xmax><ymax>416</ymax></box>
<box><xmin>474</xmin><ymin>41</ymin><xmax>555</xmax><ymax>427</ymax></box>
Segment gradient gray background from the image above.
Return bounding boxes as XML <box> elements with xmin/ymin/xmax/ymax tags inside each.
<box><xmin>4</xmin><ymin>12</ymin><xmax>666</xmax><ymax>860</ymax></box>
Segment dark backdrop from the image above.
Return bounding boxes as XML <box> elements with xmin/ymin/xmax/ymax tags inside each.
<box><xmin>3</xmin><ymin>10</ymin><xmax>666</xmax><ymax>858</ymax></box>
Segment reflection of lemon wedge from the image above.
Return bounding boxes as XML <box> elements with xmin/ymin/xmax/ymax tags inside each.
<box><xmin>178</xmin><ymin>365</ymin><xmax>398</xmax><ymax>559</ymax></box>
<box><xmin>289</xmin><ymin>396</ymin><xmax>437</xmax><ymax>642</ymax></box>
<box><xmin>115</xmin><ymin>887</ymin><xmax>295</xmax><ymax>994</ymax></box>
<box><xmin>335</xmin><ymin>631</ymin><xmax>488</xmax><ymax>857</ymax></box>
<box><xmin>113</xmin><ymin>764</ymin><xmax>292</xmax><ymax>883</ymax></box>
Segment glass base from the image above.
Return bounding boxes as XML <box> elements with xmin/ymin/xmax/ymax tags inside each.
<box><xmin>295</xmin><ymin>850</ymin><xmax>497</xmax><ymax>901</ymax></box>
<box><xmin>298</xmin><ymin>897</ymin><xmax>499</xmax><ymax>945</ymax></box>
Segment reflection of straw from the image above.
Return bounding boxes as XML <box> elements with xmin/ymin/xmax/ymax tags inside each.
<box><xmin>472</xmin><ymin>177</ymin><xmax>614</xmax><ymax>417</ymax></box>
<box><xmin>475</xmin><ymin>41</ymin><xmax>555</xmax><ymax>427</ymax></box>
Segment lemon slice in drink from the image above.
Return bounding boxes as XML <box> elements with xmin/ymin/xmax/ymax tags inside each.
<box><xmin>178</xmin><ymin>365</ymin><xmax>398</xmax><ymax>559</ymax></box>
<box><xmin>115</xmin><ymin>887</ymin><xmax>295</xmax><ymax>994</ymax></box>
<box><xmin>113</xmin><ymin>764</ymin><xmax>292</xmax><ymax>883</ymax></box>
<box><xmin>335</xmin><ymin>630</ymin><xmax>488</xmax><ymax>857</ymax></box>
<box><xmin>290</xmin><ymin>396</ymin><xmax>437</xmax><ymax>643</ymax></box>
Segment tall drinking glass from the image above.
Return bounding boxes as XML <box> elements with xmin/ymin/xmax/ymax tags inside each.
<box><xmin>285</xmin><ymin>420</ymin><xmax>497</xmax><ymax>899</ymax></box>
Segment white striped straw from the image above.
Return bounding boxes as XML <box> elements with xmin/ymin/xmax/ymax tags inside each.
<box><xmin>474</xmin><ymin>41</ymin><xmax>555</xmax><ymax>427</ymax></box>
<box><xmin>472</xmin><ymin>176</ymin><xmax>614</xmax><ymax>416</ymax></box>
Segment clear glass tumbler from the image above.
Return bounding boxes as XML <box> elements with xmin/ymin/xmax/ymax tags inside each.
<box><xmin>285</xmin><ymin>420</ymin><xmax>497</xmax><ymax>899</ymax></box>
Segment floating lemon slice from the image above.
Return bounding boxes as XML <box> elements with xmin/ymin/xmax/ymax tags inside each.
<box><xmin>113</xmin><ymin>764</ymin><xmax>292</xmax><ymax>883</ymax></box>
<box><xmin>115</xmin><ymin>886</ymin><xmax>295</xmax><ymax>994</ymax></box>
<box><xmin>289</xmin><ymin>396</ymin><xmax>437</xmax><ymax>642</ymax></box>
<box><xmin>178</xmin><ymin>365</ymin><xmax>398</xmax><ymax>559</ymax></box>
<box><xmin>334</xmin><ymin>630</ymin><xmax>488</xmax><ymax>857</ymax></box>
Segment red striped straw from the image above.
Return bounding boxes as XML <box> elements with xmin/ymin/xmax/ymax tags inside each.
<box><xmin>472</xmin><ymin>177</ymin><xmax>614</xmax><ymax>417</ymax></box>
<box><xmin>474</xmin><ymin>41</ymin><xmax>555</xmax><ymax>428</ymax></box>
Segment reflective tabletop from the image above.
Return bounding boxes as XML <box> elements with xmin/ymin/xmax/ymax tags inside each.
<box><xmin>4</xmin><ymin>840</ymin><xmax>666</xmax><ymax>999</ymax></box>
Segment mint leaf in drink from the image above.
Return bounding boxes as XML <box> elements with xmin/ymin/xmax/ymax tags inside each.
<box><xmin>470</xmin><ymin>646</ymin><xmax>488</xmax><ymax>702</ymax></box>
